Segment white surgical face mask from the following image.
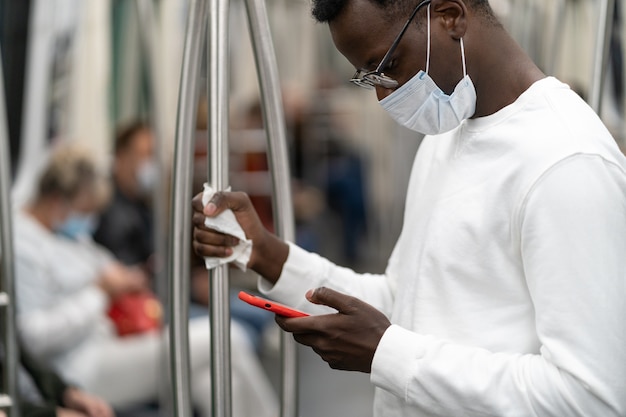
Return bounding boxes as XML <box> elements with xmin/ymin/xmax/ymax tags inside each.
<box><xmin>56</xmin><ymin>212</ymin><xmax>98</xmax><ymax>240</ymax></box>
<box><xmin>136</xmin><ymin>160</ymin><xmax>158</xmax><ymax>194</ymax></box>
<box><xmin>380</xmin><ymin>4</ymin><xmax>477</xmax><ymax>135</ymax></box>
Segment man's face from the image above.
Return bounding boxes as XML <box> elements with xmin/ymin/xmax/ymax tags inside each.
<box><xmin>117</xmin><ymin>129</ymin><xmax>155</xmax><ymax>197</ymax></box>
<box><xmin>329</xmin><ymin>0</ymin><xmax>465</xmax><ymax>100</ymax></box>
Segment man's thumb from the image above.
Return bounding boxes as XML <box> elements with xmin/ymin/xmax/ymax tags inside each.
<box><xmin>305</xmin><ymin>287</ymin><xmax>350</xmax><ymax>313</ymax></box>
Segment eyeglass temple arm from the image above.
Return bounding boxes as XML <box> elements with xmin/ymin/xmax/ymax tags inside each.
<box><xmin>374</xmin><ymin>0</ymin><xmax>431</xmax><ymax>73</ymax></box>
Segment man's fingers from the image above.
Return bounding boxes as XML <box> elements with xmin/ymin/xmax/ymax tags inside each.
<box><xmin>193</xmin><ymin>190</ymin><xmax>253</xmax><ymax>218</ymax></box>
<box><xmin>275</xmin><ymin>313</ymin><xmax>334</xmax><ymax>335</ymax></box>
<box><xmin>210</xmin><ymin>191</ymin><xmax>252</xmax><ymax>214</ymax></box>
<box><xmin>192</xmin><ymin>192</ymin><xmax>205</xmax><ymax>213</ymax></box>
<box><xmin>191</xmin><ymin>191</ymin><xmax>232</xmax><ymax>218</ymax></box>
<box><xmin>306</xmin><ymin>287</ymin><xmax>356</xmax><ymax>313</ymax></box>
<box><xmin>192</xmin><ymin>210</ymin><xmax>210</xmax><ymax>229</ymax></box>
<box><xmin>192</xmin><ymin>240</ymin><xmax>234</xmax><ymax>258</ymax></box>
<box><xmin>192</xmin><ymin>227</ymin><xmax>239</xmax><ymax>258</ymax></box>
<box><xmin>193</xmin><ymin>228</ymin><xmax>240</xmax><ymax>247</ymax></box>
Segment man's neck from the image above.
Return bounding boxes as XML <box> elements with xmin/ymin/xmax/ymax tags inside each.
<box><xmin>114</xmin><ymin>171</ymin><xmax>137</xmax><ymax>201</ymax></box>
<box><xmin>470</xmin><ymin>26</ymin><xmax>546</xmax><ymax>118</ymax></box>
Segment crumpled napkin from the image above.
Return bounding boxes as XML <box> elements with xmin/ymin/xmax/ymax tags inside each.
<box><xmin>202</xmin><ymin>183</ymin><xmax>252</xmax><ymax>271</ymax></box>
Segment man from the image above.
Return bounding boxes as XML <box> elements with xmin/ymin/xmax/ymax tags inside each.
<box><xmin>192</xmin><ymin>0</ymin><xmax>626</xmax><ymax>415</ymax></box>
<box><xmin>94</xmin><ymin>122</ymin><xmax>156</xmax><ymax>269</ymax></box>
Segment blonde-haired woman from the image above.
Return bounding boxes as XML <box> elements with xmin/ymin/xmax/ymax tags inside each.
<box><xmin>14</xmin><ymin>143</ymin><xmax>278</xmax><ymax>417</ymax></box>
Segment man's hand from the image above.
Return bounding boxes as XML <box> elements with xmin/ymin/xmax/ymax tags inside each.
<box><xmin>191</xmin><ymin>190</ymin><xmax>289</xmax><ymax>283</ymax></box>
<box><xmin>62</xmin><ymin>387</ymin><xmax>115</xmax><ymax>417</ymax></box>
<box><xmin>275</xmin><ymin>287</ymin><xmax>391</xmax><ymax>373</ymax></box>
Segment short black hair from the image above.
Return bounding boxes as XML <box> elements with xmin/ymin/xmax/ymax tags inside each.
<box><xmin>114</xmin><ymin>121</ymin><xmax>150</xmax><ymax>155</ymax></box>
<box><xmin>312</xmin><ymin>0</ymin><xmax>494</xmax><ymax>24</ymax></box>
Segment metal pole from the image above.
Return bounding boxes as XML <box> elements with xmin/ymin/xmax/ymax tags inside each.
<box><xmin>243</xmin><ymin>1</ymin><xmax>297</xmax><ymax>416</ymax></box>
<box><xmin>0</xmin><ymin>44</ymin><xmax>19</xmax><ymax>417</ymax></box>
<box><xmin>589</xmin><ymin>0</ymin><xmax>615</xmax><ymax>113</ymax></box>
<box><xmin>135</xmin><ymin>0</ymin><xmax>169</xmax><ymax>318</ymax></box>
<box><xmin>134</xmin><ymin>1</ymin><xmax>172</xmax><ymax>412</ymax></box>
<box><xmin>168</xmin><ymin>0</ymin><xmax>208</xmax><ymax>415</ymax></box>
<box><xmin>207</xmin><ymin>0</ymin><xmax>232</xmax><ymax>412</ymax></box>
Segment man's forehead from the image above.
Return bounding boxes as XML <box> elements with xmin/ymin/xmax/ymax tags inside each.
<box><xmin>328</xmin><ymin>0</ymin><xmax>399</xmax><ymax>69</ymax></box>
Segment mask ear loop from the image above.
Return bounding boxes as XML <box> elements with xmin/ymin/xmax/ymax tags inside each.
<box><xmin>425</xmin><ymin>4</ymin><xmax>431</xmax><ymax>74</ymax></box>
<box><xmin>460</xmin><ymin>37</ymin><xmax>467</xmax><ymax>77</ymax></box>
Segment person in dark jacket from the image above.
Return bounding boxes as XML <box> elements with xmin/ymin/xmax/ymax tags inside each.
<box><xmin>0</xmin><ymin>346</ymin><xmax>113</xmax><ymax>417</ymax></box>
<box><xmin>93</xmin><ymin>122</ymin><xmax>156</xmax><ymax>270</ymax></box>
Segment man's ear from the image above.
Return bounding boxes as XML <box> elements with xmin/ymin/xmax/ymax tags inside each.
<box><xmin>431</xmin><ymin>0</ymin><xmax>467</xmax><ymax>39</ymax></box>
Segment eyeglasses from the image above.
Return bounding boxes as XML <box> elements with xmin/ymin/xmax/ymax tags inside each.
<box><xmin>350</xmin><ymin>0</ymin><xmax>431</xmax><ymax>90</ymax></box>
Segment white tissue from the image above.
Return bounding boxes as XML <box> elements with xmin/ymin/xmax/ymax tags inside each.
<box><xmin>202</xmin><ymin>183</ymin><xmax>252</xmax><ymax>271</ymax></box>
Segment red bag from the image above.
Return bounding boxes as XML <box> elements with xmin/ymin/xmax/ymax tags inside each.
<box><xmin>107</xmin><ymin>292</ymin><xmax>163</xmax><ymax>337</ymax></box>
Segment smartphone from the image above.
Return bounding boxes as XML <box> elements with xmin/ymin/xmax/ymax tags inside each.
<box><xmin>238</xmin><ymin>291</ymin><xmax>309</xmax><ymax>318</ymax></box>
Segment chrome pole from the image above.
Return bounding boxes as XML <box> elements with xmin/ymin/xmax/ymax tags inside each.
<box><xmin>168</xmin><ymin>0</ymin><xmax>208</xmax><ymax>415</ymax></box>
<box><xmin>0</xmin><ymin>45</ymin><xmax>19</xmax><ymax>417</ymax></box>
<box><xmin>135</xmin><ymin>0</ymin><xmax>169</xmax><ymax>318</ymax></box>
<box><xmin>207</xmin><ymin>0</ymin><xmax>232</xmax><ymax>412</ymax></box>
<box><xmin>589</xmin><ymin>0</ymin><xmax>615</xmax><ymax>113</ymax></box>
<box><xmin>243</xmin><ymin>1</ymin><xmax>297</xmax><ymax>416</ymax></box>
<box><xmin>134</xmin><ymin>1</ymin><xmax>172</xmax><ymax>412</ymax></box>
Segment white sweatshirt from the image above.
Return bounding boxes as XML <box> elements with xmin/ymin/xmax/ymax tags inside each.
<box><xmin>13</xmin><ymin>211</ymin><xmax>113</xmax><ymax>367</ymax></box>
<box><xmin>261</xmin><ymin>77</ymin><xmax>626</xmax><ymax>416</ymax></box>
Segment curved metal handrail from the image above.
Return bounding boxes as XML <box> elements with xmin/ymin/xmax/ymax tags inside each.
<box><xmin>0</xmin><ymin>44</ymin><xmax>20</xmax><ymax>417</ymax></box>
<box><xmin>170</xmin><ymin>0</ymin><xmax>298</xmax><ymax>415</ymax></box>
<box><xmin>243</xmin><ymin>0</ymin><xmax>297</xmax><ymax>415</ymax></box>
<box><xmin>134</xmin><ymin>0</ymin><xmax>169</xmax><ymax>323</ymax></box>
<box><xmin>168</xmin><ymin>0</ymin><xmax>208</xmax><ymax>415</ymax></box>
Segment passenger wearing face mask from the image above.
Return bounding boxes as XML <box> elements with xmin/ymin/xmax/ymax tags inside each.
<box><xmin>93</xmin><ymin>122</ymin><xmax>157</xmax><ymax>270</ymax></box>
<box><xmin>14</xmin><ymin>144</ymin><xmax>279</xmax><ymax>417</ymax></box>
<box><xmin>191</xmin><ymin>0</ymin><xmax>626</xmax><ymax>416</ymax></box>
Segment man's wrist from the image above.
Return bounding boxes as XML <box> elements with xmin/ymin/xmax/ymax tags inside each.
<box><xmin>250</xmin><ymin>232</ymin><xmax>289</xmax><ymax>284</ymax></box>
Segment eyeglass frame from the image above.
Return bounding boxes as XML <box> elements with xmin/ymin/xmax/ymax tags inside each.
<box><xmin>350</xmin><ymin>0</ymin><xmax>431</xmax><ymax>90</ymax></box>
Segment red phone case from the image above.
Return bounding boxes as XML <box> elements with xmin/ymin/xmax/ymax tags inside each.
<box><xmin>238</xmin><ymin>291</ymin><xmax>309</xmax><ymax>318</ymax></box>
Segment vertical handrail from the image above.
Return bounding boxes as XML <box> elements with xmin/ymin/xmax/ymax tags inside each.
<box><xmin>135</xmin><ymin>0</ymin><xmax>169</xmax><ymax>320</ymax></box>
<box><xmin>0</xmin><ymin>45</ymin><xmax>19</xmax><ymax>417</ymax></box>
<box><xmin>207</xmin><ymin>0</ymin><xmax>232</xmax><ymax>413</ymax></box>
<box><xmin>168</xmin><ymin>0</ymin><xmax>208</xmax><ymax>415</ymax></box>
<box><xmin>243</xmin><ymin>1</ymin><xmax>297</xmax><ymax>417</ymax></box>
<box><xmin>589</xmin><ymin>0</ymin><xmax>615</xmax><ymax>113</ymax></box>
<box><xmin>134</xmin><ymin>1</ymin><xmax>172</xmax><ymax>412</ymax></box>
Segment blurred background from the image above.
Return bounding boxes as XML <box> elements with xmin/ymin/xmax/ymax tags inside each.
<box><xmin>1</xmin><ymin>0</ymin><xmax>625</xmax><ymax>416</ymax></box>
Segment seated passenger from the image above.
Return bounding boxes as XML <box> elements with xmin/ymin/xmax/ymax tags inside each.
<box><xmin>14</xmin><ymin>144</ymin><xmax>278</xmax><ymax>417</ymax></box>
<box><xmin>0</xmin><ymin>344</ymin><xmax>114</xmax><ymax>417</ymax></box>
<box><xmin>93</xmin><ymin>122</ymin><xmax>156</xmax><ymax>269</ymax></box>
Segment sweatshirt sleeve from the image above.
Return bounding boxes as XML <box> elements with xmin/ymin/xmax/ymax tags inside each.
<box><xmin>370</xmin><ymin>154</ymin><xmax>626</xmax><ymax>416</ymax></box>
<box><xmin>259</xmin><ymin>243</ymin><xmax>395</xmax><ymax>317</ymax></box>
<box><xmin>16</xmin><ymin>254</ymin><xmax>108</xmax><ymax>358</ymax></box>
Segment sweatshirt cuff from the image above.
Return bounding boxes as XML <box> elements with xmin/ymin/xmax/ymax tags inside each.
<box><xmin>257</xmin><ymin>242</ymin><xmax>325</xmax><ymax>311</ymax></box>
<box><xmin>371</xmin><ymin>324</ymin><xmax>429</xmax><ymax>400</ymax></box>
